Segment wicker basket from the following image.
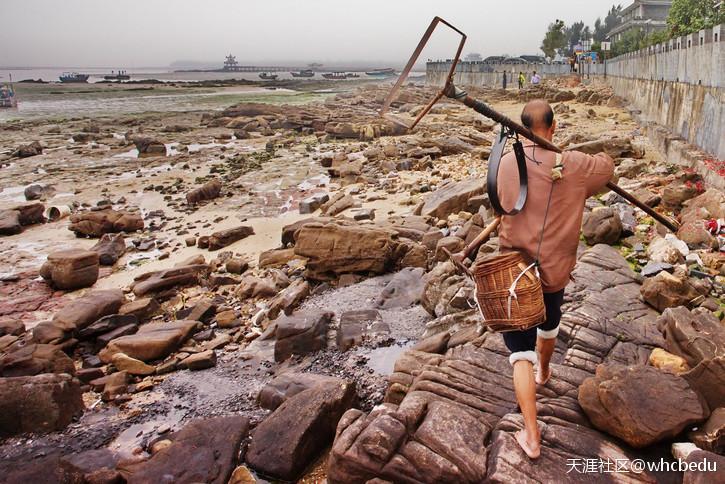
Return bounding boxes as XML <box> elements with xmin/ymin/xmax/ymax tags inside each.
<box><xmin>473</xmin><ymin>251</ymin><xmax>546</xmax><ymax>332</ymax></box>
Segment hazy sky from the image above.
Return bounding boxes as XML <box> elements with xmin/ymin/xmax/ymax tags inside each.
<box><xmin>2</xmin><ymin>0</ymin><xmax>620</xmax><ymax>67</ymax></box>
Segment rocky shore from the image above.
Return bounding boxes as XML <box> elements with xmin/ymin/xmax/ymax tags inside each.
<box><xmin>0</xmin><ymin>76</ymin><xmax>723</xmax><ymax>483</ymax></box>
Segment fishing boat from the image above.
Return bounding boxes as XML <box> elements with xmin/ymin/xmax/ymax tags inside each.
<box><xmin>290</xmin><ymin>69</ymin><xmax>315</xmax><ymax>78</ymax></box>
<box><xmin>322</xmin><ymin>72</ymin><xmax>347</xmax><ymax>80</ymax></box>
<box><xmin>365</xmin><ymin>68</ymin><xmax>396</xmax><ymax>77</ymax></box>
<box><xmin>345</xmin><ymin>72</ymin><xmax>360</xmax><ymax>78</ymax></box>
<box><xmin>59</xmin><ymin>72</ymin><xmax>89</xmax><ymax>83</ymax></box>
<box><xmin>103</xmin><ymin>70</ymin><xmax>131</xmax><ymax>81</ymax></box>
<box><xmin>258</xmin><ymin>72</ymin><xmax>278</xmax><ymax>80</ymax></box>
<box><xmin>0</xmin><ymin>82</ymin><xmax>17</xmax><ymax>108</ymax></box>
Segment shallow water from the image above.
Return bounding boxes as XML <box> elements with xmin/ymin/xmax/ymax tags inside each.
<box><xmin>0</xmin><ymin>87</ymin><xmax>331</xmax><ymax>122</ymax></box>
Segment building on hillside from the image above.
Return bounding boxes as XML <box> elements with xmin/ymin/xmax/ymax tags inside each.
<box><xmin>607</xmin><ymin>0</ymin><xmax>673</xmax><ymax>42</ymax></box>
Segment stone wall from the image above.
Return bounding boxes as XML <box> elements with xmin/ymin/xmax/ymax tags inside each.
<box><xmin>604</xmin><ymin>24</ymin><xmax>724</xmax><ymax>160</ymax></box>
<box><xmin>425</xmin><ymin>24</ymin><xmax>724</xmax><ymax>160</ymax></box>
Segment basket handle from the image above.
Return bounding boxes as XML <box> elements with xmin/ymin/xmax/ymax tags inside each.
<box><xmin>507</xmin><ymin>261</ymin><xmax>539</xmax><ymax>319</ymax></box>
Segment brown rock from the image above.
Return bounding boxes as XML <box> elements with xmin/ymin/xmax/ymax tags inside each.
<box><xmin>0</xmin><ymin>344</ymin><xmax>75</xmax><ymax>377</ymax></box>
<box><xmin>226</xmin><ymin>258</ymin><xmax>249</xmax><ymax>274</ymax></box>
<box><xmin>131</xmin><ymin>263</ymin><xmax>209</xmax><ymax>297</ymax></box>
<box><xmin>0</xmin><ymin>210</ymin><xmax>22</xmax><ymax>235</ymax></box>
<box><xmin>98</xmin><ymin>320</ymin><xmax>198</xmax><ymax>363</ymax></box>
<box><xmin>15</xmin><ymin>141</ymin><xmax>43</xmax><ymax>158</ymax></box>
<box><xmin>435</xmin><ymin>236</ymin><xmax>465</xmax><ymax>262</ymax></box>
<box><xmin>236</xmin><ymin>275</ymin><xmax>279</xmax><ymax>299</ymax></box>
<box><xmin>578</xmin><ymin>364</ymin><xmax>707</xmax><ymax>448</ymax></box>
<box><xmin>274</xmin><ymin>311</ymin><xmax>332</xmax><ymax>362</ymax></box>
<box><xmin>581</xmin><ymin>207</ymin><xmax>623</xmax><ymax>245</ymax></box>
<box><xmin>68</xmin><ymin>209</ymin><xmax>143</xmax><ymax>237</ymax></box>
<box><xmin>640</xmin><ymin>271</ymin><xmax>701</xmax><ymax>312</ymax></box>
<box><xmin>33</xmin><ymin>289</ymin><xmax>125</xmax><ymax>344</ymax></box>
<box><xmin>181</xmin><ymin>350</ymin><xmax>217</xmax><ymax>370</ymax></box>
<box><xmin>689</xmin><ymin>407</ymin><xmax>725</xmax><ymax>454</ymax></box>
<box><xmin>120</xmin><ymin>416</ymin><xmax>248</xmax><ymax>484</ymax></box>
<box><xmin>111</xmin><ymin>352</ymin><xmax>155</xmax><ymax>375</ymax></box>
<box><xmin>0</xmin><ymin>373</ymin><xmax>84</xmax><ymax>436</ymax></box>
<box><xmin>58</xmin><ymin>448</ymin><xmax>120</xmax><ymax>484</ymax></box>
<box><xmin>567</xmin><ymin>137</ymin><xmax>637</xmax><ymax>158</ymax></box>
<box><xmin>186</xmin><ymin>179</ymin><xmax>222</xmax><ymax>205</ymax></box>
<box><xmin>258</xmin><ymin>372</ymin><xmax>344</xmax><ymax>410</ymax></box>
<box><xmin>208</xmin><ymin>225</ymin><xmax>254</xmax><ymax>250</ymax></box>
<box><xmin>40</xmin><ymin>249</ymin><xmax>99</xmax><ymax>290</ymax></box>
<box><xmin>657</xmin><ymin>306</ymin><xmax>725</xmax><ymax>367</ymax></box>
<box><xmin>267</xmin><ymin>279</ymin><xmax>310</xmax><ymax>320</ymax></box>
<box><xmin>683</xmin><ymin>356</ymin><xmax>725</xmax><ymax>411</ymax></box>
<box><xmin>421</xmin><ymin>178</ymin><xmax>486</xmax><ymax>220</ymax></box>
<box><xmin>648</xmin><ymin>348</ymin><xmax>690</xmax><ymax>374</ymax></box>
<box><xmin>259</xmin><ymin>248</ymin><xmax>298</xmax><ymax>268</ymax></box>
<box><xmin>293</xmin><ymin>222</ymin><xmax>398</xmax><ymax>279</ymax></box>
<box><xmin>101</xmin><ymin>371</ymin><xmax>128</xmax><ymax>401</ymax></box>
<box><xmin>90</xmin><ymin>233</ymin><xmax>126</xmax><ymax>265</ymax></box>
<box><xmin>131</xmin><ymin>136</ymin><xmax>166</xmax><ymax>155</ymax></box>
<box><xmin>247</xmin><ymin>379</ymin><xmax>356</xmax><ymax>481</ymax></box>
<box><xmin>118</xmin><ymin>297</ymin><xmax>160</xmax><ymax>322</ymax></box>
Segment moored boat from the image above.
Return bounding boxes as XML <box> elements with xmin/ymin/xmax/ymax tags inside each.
<box><xmin>259</xmin><ymin>72</ymin><xmax>278</xmax><ymax>80</ymax></box>
<box><xmin>104</xmin><ymin>70</ymin><xmax>131</xmax><ymax>81</ymax></box>
<box><xmin>290</xmin><ymin>69</ymin><xmax>315</xmax><ymax>78</ymax></box>
<box><xmin>59</xmin><ymin>72</ymin><xmax>89</xmax><ymax>83</ymax></box>
<box><xmin>365</xmin><ymin>68</ymin><xmax>395</xmax><ymax>77</ymax></box>
<box><xmin>322</xmin><ymin>72</ymin><xmax>347</xmax><ymax>80</ymax></box>
<box><xmin>345</xmin><ymin>72</ymin><xmax>359</xmax><ymax>78</ymax></box>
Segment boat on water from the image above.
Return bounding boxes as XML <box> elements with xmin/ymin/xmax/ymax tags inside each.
<box><xmin>0</xmin><ymin>83</ymin><xmax>17</xmax><ymax>108</ymax></box>
<box><xmin>345</xmin><ymin>72</ymin><xmax>360</xmax><ymax>78</ymax></box>
<box><xmin>290</xmin><ymin>69</ymin><xmax>315</xmax><ymax>78</ymax></box>
<box><xmin>259</xmin><ymin>72</ymin><xmax>278</xmax><ymax>80</ymax></box>
<box><xmin>59</xmin><ymin>72</ymin><xmax>89</xmax><ymax>83</ymax></box>
<box><xmin>103</xmin><ymin>70</ymin><xmax>131</xmax><ymax>81</ymax></box>
<box><xmin>322</xmin><ymin>72</ymin><xmax>348</xmax><ymax>80</ymax></box>
<box><xmin>365</xmin><ymin>68</ymin><xmax>396</xmax><ymax>77</ymax></box>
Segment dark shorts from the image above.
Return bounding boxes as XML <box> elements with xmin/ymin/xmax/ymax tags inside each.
<box><xmin>502</xmin><ymin>289</ymin><xmax>565</xmax><ymax>354</ymax></box>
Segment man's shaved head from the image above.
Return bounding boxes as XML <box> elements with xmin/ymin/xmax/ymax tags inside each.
<box><xmin>521</xmin><ymin>99</ymin><xmax>554</xmax><ymax>131</ymax></box>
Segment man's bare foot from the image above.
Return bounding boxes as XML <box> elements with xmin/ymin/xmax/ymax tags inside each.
<box><xmin>536</xmin><ymin>366</ymin><xmax>551</xmax><ymax>386</ymax></box>
<box><xmin>515</xmin><ymin>430</ymin><xmax>541</xmax><ymax>459</ymax></box>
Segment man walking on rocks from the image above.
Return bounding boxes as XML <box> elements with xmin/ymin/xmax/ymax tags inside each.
<box><xmin>495</xmin><ymin>99</ymin><xmax>614</xmax><ymax>458</ymax></box>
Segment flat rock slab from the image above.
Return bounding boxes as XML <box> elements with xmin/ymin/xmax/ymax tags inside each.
<box><xmin>121</xmin><ymin>416</ymin><xmax>249</xmax><ymax>484</ymax></box>
<box><xmin>0</xmin><ymin>373</ymin><xmax>84</xmax><ymax>436</ymax></box>
<box><xmin>247</xmin><ymin>379</ymin><xmax>356</xmax><ymax>482</ymax></box>
<box><xmin>33</xmin><ymin>289</ymin><xmax>125</xmax><ymax>344</ymax></box>
<box><xmin>99</xmin><ymin>320</ymin><xmax>198</xmax><ymax>363</ymax></box>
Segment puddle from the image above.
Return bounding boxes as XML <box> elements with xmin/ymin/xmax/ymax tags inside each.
<box><xmin>0</xmin><ymin>185</ymin><xmax>27</xmax><ymax>203</ymax></box>
<box><xmin>124</xmin><ymin>249</ymin><xmax>163</xmax><ymax>269</ymax></box>
<box><xmin>113</xmin><ymin>148</ymin><xmax>139</xmax><ymax>159</ymax></box>
<box><xmin>365</xmin><ymin>341</ymin><xmax>414</xmax><ymax>375</ymax></box>
<box><xmin>297</xmin><ymin>174</ymin><xmax>330</xmax><ymax>191</ymax></box>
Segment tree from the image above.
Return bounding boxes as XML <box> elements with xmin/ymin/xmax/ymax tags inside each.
<box><xmin>594</xmin><ymin>4</ymin><xmax>623</xmax><ymax>41</ymax></box>
<box><xmin>565</xmin><ymin>21</ymin><xmax>586</xmax><ymax>55</ymax></box>
<box><xmin>541</xmin><ymin>19</ymin><xmax>567</xmax><ymax>58</ymax></box>
<box><xmin>612</xmin><ymin>28</ymin><xmax>645</xmax><ymax>56</ymax></box>
<box><xmin>667</xmin><ymin>0</ymin><xmax>725</xmax><ymax>36</ymax></box>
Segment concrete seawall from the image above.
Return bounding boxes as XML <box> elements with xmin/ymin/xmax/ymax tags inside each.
<box><xmin>426</xmin><ymin>24</ymin><xmax>724</xmax><ymax>165</ymax></box>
